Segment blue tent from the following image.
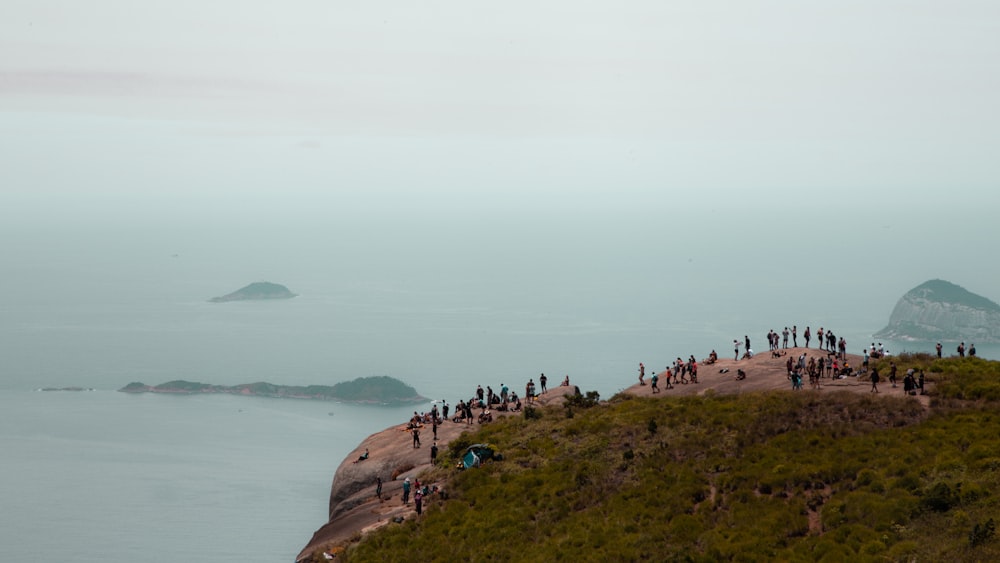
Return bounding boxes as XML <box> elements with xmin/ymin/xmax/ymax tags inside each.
<box><xmin>461</xmin><ymin>443</ymin><xmax>496</xmax><ymax>469</ymax></box>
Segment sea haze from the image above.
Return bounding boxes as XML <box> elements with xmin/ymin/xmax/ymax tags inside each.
<box><xmin>3</xmin><ymin>190</ymin><xmax>999</xmax><ymax>563</ymax></box>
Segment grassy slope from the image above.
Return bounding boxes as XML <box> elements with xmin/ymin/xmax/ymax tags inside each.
<box><xmin>323</xmin><ymin>357</ymin><xmax>1000</xmax><ymax>562</ymax></box>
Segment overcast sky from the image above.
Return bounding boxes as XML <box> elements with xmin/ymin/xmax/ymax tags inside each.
<box><xmin>2</xmin><ymin>1</ymin><xmax>999</xmax><ymax>301</ymax></box>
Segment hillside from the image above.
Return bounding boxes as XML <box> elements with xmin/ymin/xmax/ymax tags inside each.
<box><xmin>298</xmin><ymin>355</ymin><xmax>1000</xmax><ymax>562</ymax></box>
<box><xmin>876</xmin><ymin>279</ymin><xmax>1000</xmax><ymax>343</ymax></box>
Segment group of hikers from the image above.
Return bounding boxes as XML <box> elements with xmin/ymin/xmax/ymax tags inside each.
<box><xmin>730</xmin><ymin>326</ymin><xmax>852</xmax><ymax>362</ymax></box>
<box><xmin>784</xmin><ymin>351</ymin><xmax>860</xmax><ymax>390</ymax></box>
<box><xmin>633</xmin><ymin>321</ymin><xmax>956</xmax><ymax>398</ymax></box>
<box><xmin>945</xmin><ymin>341</ymin><xmax>977</xmax><ymax>358</ymax></box>
<box><xmin>867</xmin><ymin>361</ymin><xmax>927</xmax><ymax>394</ymax></box>
<box><xmin>638</xmin><ymin>356</ymin><xmax>700</xmax><ymax>393</ymax></box>
<box><xmin>448</xmin><ymin>374</ymin><xmax>571</xmax><ymax>422</ymax></box>
<box><xmin>633</xmin><ymin>322</ymin><xmax>944</xmax><ymax>395</ymax></box>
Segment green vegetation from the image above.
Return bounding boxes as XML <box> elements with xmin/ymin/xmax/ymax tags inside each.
<box><xmin>914</xmin><ymin>279</ymin><xmax>1000</xmax><ymax>312</ymax></box>
<box><xmin>332</xmin><ymin>357</ymin><xmax>1000</xmax><ymax>562</ymax></box>
<box><xmin>328</xmin><ymin>376</ymin><xmax>422</xmax><ymax>403</ymax></box>
<box><xmin>156</xmin><ymin>380</ymin><xmax>213</xmax><ymax>391</ymax></box>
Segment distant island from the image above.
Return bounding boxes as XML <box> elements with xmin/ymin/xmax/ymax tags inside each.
<box><xmin>875</xmin><ymin>279</ymin><xmax>1000</xmax><ymax>343</ymax></box>
<box><xmin>210</xmin><ymin>282</ymin><xmax>297</xmax><ymax>303</ymax></box>
<box><xmin>119</xmin><ymin>376</ymin><xmax>425</xmax><ymax>405</ymax></box>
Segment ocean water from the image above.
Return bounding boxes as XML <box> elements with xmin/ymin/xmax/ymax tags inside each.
<box><xmin>2</xmin><ymin>242</ymin><xmax>997</xmax><ymax>562</ymax></box>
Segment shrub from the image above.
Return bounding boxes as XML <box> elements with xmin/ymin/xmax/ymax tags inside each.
<box><xmin>565</xmin><ymin>390</ymin><xmax>601</xmax><ymax>409</ymax></box>
<box><xmin>921</xmin><ymin>482</ymin><xmax>956</xmax><ymax>513</ymax></box>
<box><xmin>970</xmin><ymin>518</ymin><xmax>996</xmax><ymax>547</ymax></box>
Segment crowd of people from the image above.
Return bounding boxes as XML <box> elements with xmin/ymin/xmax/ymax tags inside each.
<box><xmin>634</xmin><ymin>324</ymin><xmax>957</xmax><ymax>395</ymax></box>
<box><xmin>641</xmin><ymin>321</ymin><xmax>972</xmax><ymax>400</ymax></box>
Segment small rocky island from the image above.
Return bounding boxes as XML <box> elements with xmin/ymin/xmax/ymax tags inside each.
<box><xmin>119</xmin><ymin>376</ymin><xmax>425</xmax><ymax>405</ymax></box>
<box><xmin>210</xmin><ymin>281</ymin><xmax>297</xmax><ymax>303</ymax></box>
<box><xmin>875</xmin><ymin>279</ymin><xmax>1000</xmax><ymax>343</ymax></box>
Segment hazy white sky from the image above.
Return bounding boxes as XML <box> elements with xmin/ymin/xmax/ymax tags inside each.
<box><xmin>1</xmin><ymin>1</ymin><xmax>999</xmax><ymax>302</ymax></box>
<box><xmin>4</xmin><ymin>1</ymin><xmax>998</xmax><ymax>196</ymax></box>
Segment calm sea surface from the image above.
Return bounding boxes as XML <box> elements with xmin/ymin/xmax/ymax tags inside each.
<box><xmin>2</xmin><ymin>252</ymin><xmax>995</xmax><ymax>562</ymax></box>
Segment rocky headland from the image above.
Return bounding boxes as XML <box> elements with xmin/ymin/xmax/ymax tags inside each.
<box><xmin>296</xmin><ymin>349</ymin><xmax>929</xmax><ymax>561</ymax></box>
<box><xmin>875</xmin><ymin>279</ymin><xmax>1000</xmax><ymax>343</ymax></box>
<box><xmin>296</xmin><ymin>385</ymin><xmax>580</xmax><ymax>561</ymax></box>
<box><xmin>209</xmin><ymin>281</ymin><xmax>297</xmax><ymax>303</ymax></box>
<box><xmin>119</xmin><ymin>376</ymin><xmax>425</xmax><ymax>405</ymax></box>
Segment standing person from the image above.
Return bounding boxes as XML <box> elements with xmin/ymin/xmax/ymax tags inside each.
<box><xmin>432</xmin><ymin>417</ymin><xmax>438</xmax><ymax>440</ymax></box>
<box><xmin>734</xmin><ymin>340</ymin><xmax>740</xmax><ymax>361</ymax></box>
<box><xmin>442</xmin><ymin>402</ymin><xmax>450</xmax><ymax>421</ymax></box>
<box><xmin>889</xmin><ymin>362</ymin><xmax>898</xmax><ymax>388</ymax></box>
<box><xmin>919</xmin><ymin>371</ymin><xmax>925</xmax><ymax>394</ymax></box>
<box><xmin>431</xmin><ymin>442</ymin><xmax>438</xmax><ymax>464</ymax></box>
<box><xmin>958</xmin><ymin>342</ymin><xmax>966</xmax><ymax>357</ymax></box>
<box><xmin>782</xmin><ymin>327</ymin><xmax>790</xmax><ymax>349</ymax></box>
<box><xmin>792</xmin><ymin>325</ymin><xmax>798</xmax><ymax>347</ymax></box>
<box><xmin>412</xmin><ymin>427</ymin><xmax>421</xmax><ymax>448</ymax></box>
<box><xmin>870</xmin><ymin>367</ymin><xmax>880</xmax><ymax>393</ymax></box>
<box><xmin>970</xmin><ymin>344</ymin><xmax>977</xmax><ymax>357</ymax></box>
<box><xmin>936</xmin><ymin>342</ymin><xmax>943</xmax><ymax>358</ymax></box>
<box><xmin>804</xmin><ymin>326</ymin><xmax>811</xmax><ymax>348</ymax></box>
<box><xmin>539</xmin><ymin>373</ymin><xmax>548</xmax><ymax>394</ymax></box>
<box><xmin>638</xmin><ymin>362</ymin><xmax>646</xmax><ymax>386</ymax></box>
<box><xmin>375</xmin><ymin>476</ymin><xmax>383</xmax><ymax>499</ymax></box>
<box><xmin>650</xmin><ymin>371</ymin><xmax>659</xmax><ymax>394</ymax></box>
<box><xmin>414</xmin><ymin>490</ymin><xmax>423</xmax><ymax>515</ymax></box>
<box><xmin>817</xmin><ymin>327</ymin><xmax>824</xmax><ymax>351</ymax></box>
<box><xmin>402</xmin><ymin>478</ymin><xmax>411</xmax><ymax>504</ymax></box>
<box><xmin>689</xmin><ymin>356</ymin><xmax>698</xmax><ymax>383</ymax></box>
<box><xmin>745</xmin><ymin>336</ymin><xmax>751</xmax><ymax>356</ymax></box>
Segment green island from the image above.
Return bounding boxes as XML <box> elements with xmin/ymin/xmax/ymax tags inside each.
<box><xmin>209</xmin><ymin>281</ymin><xmax>297</xmax><ymax>303</ymax></box>
<box><xmin>314</xmin><ymin>356</ymin><xmax>1000</xmax><ymax>562</ymax></box>
<box><xmin>119</xmin><ymin>375</ymin><xmax>424</xmax><ymax>405</ymax></box>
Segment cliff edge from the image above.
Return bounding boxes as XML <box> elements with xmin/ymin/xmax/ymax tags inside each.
<box><xmin>875</xmin><ymin>279</ymin><xmax>1000</xmax><ymax>343</ymax></box>
<box><xmin>295</xmin><ymin>385</ymin><xmax>579</xmax><ymax>561</ymax></box>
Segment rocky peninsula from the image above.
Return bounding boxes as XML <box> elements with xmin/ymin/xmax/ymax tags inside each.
<box><xmin>875</xmin><ymin>279</ymin><xmax>1000</xmax><ymax>343</ymax></box>
<box><xmin>296</xmin><ymin>350</ymin><xmax>934</xmax><ymax>561</ymax></box>
<box><xmin>209</xmin><ymin>281</ymin><xmax>297</xmax><ymax>302</ymax></box>
<box><xmin>119</xmin><ymin>376</ymin><xmax>425</xmax><ymax>405</ymax></box>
